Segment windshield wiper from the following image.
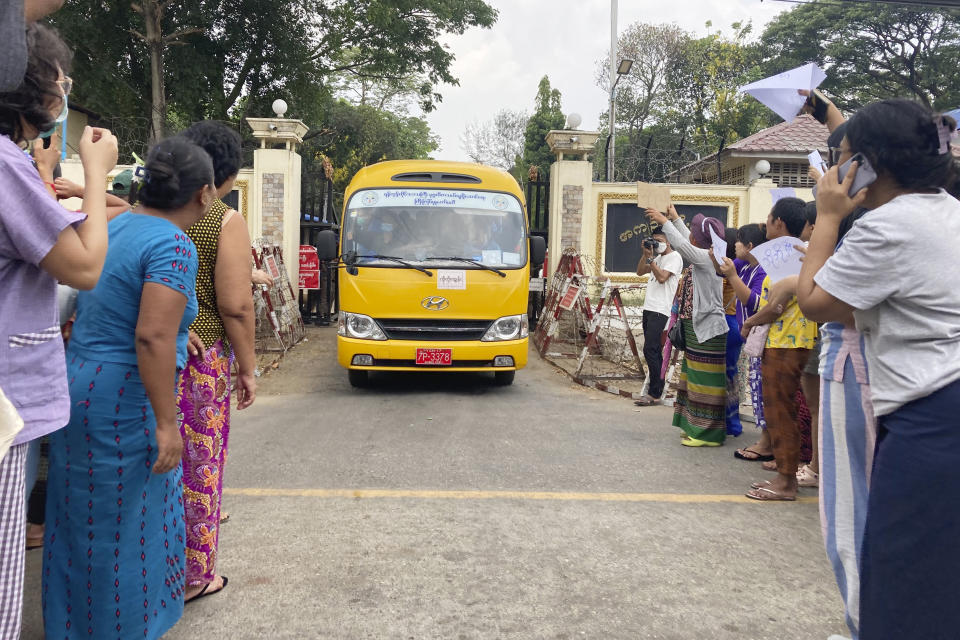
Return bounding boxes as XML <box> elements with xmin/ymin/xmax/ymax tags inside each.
<box><xmin>426</xmin><ymin>256</ymin><xmax>507</xmax><ymax>278</ymax></box>
<box><xmin>348</xmin><ymin>253</ymin><xmax>433</xmax><ymax>276</ymax></box>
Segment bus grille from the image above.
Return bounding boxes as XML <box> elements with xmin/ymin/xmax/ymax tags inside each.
<box><xmin>376</xmin><ymin>319</ymin><xmax>492</xmax><ymax>341</ymax></box>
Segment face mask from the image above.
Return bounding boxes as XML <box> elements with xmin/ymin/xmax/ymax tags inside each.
<box><xmin>38</xmin><ymin>94</ymin><xmax>68</xmax><ymax>139</ymax></box>
<box><xmin>656</xmin><ymin>242</ymin><xmax>667</xmax><ymax>254</ymax></box>
<box><xmin>381</xmin><ymin>223</ymin><xmax>394</xmax><ymax>233</ymax></box>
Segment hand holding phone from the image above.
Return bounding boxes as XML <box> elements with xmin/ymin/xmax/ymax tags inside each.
<box><xmin>814</xmin><ymin>155</ymin><xmax>871</xmax><ymax>222</ymax></box>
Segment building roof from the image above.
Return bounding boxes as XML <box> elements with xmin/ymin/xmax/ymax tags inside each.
<box><xmin>666</xmin><ymin>114</ymin><xmax>831</xmax><ymax>181</ymax></box>
<box><xmin>728</xmin><ymin>114</ymin><xmax>830</xmax><ymax>154</ymax></box>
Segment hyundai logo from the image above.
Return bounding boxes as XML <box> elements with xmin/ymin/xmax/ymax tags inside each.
<box><xmin>421</xmin><ymin>296</ymin><xmax>450</xmax><ymax>311</ymax></box>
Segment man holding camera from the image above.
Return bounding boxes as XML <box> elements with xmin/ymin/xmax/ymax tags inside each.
<box><xmin>635</xmin><ymin>228</ymin><xmax>683</xmax><ymax>406</ymax></box>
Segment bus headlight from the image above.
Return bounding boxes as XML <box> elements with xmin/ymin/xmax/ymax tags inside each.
<box><xmin>481</xmin><ymin>314</ymin><xmax>529</xmax><ymax>342</ymax></box>
<box><xmin>338</xmin><ymin>312</ymin><xmax>387</xmax><ymax>340</ymax></box>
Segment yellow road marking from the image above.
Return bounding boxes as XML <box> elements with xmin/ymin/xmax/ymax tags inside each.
<box><xmin>223</xmin><ymin>487</ymin><xmax>817</xmax><ymax>504</ymax></box>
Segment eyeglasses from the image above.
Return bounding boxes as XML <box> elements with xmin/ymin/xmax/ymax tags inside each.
<box><xmin>56</xmin><ymin>76</ymin><xmax>73</xmax><ymax>97</ymax></box>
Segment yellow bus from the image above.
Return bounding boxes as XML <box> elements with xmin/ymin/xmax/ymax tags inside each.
<box><xmin>318</xmin><ymin>160</ymin><xmax>545</xmax><ymax>387</ymax></box>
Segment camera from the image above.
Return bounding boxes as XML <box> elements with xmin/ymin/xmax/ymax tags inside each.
<box><xmin>642</xmin><ymin>237</ymin><xmax>658</xmax><ymax>250</ymax></box>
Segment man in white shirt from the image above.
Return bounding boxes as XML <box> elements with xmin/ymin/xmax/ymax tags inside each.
<box><xmin>635</xmin><ymin>228</ymin><xmax>683</xmax><ymax>405</ymax></box>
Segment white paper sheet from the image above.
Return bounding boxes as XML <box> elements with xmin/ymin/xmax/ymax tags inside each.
<box><xmin>739</xmin><ymin>62</ymin><xmax>827</xmax><ymax>122</ymax></box>
<box><xmin>770</xmin><ymin>187</ymin><xmax>797</xmax><ymax>205</ymax></box>
<box><xmin>807</xmin><ymin>150</ymin><xmax>827</xmax><ymax>175</ymax></box>
<box><xmin>709</xmin><ymin>226</ymin><xmax>727</xmax><ymax>265</ymax></box>
<box><xmin>437</xmin><ymin>270</ymin><xmax>467</xmax><ymax>290</ymax></box>
<box><xmin>750</xmin><ymin>236</ymin><xmax>807</xmax><ymax>283</ymax></box>
<box><xmin>481</xmin><ymin>249</ymin><xmax>502</xmax><ymax>265</ymax></box>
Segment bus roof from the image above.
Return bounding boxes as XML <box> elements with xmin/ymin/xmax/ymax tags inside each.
<box><xmin>345</xmin><ymin>160</ymin><xmax>524</xmax><ymax>201</ymax></box>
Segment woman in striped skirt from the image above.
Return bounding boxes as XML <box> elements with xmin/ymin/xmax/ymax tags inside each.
<box><xmin>818</xmin><ymin>320</ymin><xmax>874</xmax><ymax>639</ymax></box>
<box><xmin>646</xmin><ymin>206</ymin><xmax>729</xmax><ymax>446</ymax></box>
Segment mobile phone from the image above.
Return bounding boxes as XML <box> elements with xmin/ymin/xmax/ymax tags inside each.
<box><xmin>811</xmin><ymin>152</ymin><xmax>876</xmax><ymax>199</ymax></box>
<box><xmin>837</xmin><ymin>152</ymin><xmax>877</xmax><ymax>197</ymax></box>
<box><xmin>805</xmin><ymin>89</ymin><xmax>830</xmax><ymax>124</ymax></box>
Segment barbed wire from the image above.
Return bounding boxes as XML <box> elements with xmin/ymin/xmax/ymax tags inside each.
<box><xmin>595</xmin><ymin>143</ymin><xmax>728</xmax><ymax>185</ymax></box>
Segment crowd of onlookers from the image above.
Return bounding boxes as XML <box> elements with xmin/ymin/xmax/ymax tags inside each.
<box><xmin>1</xmin><ymin>8</ymin><xmax>261</xmax><ymax>639</ymax></box>
<box><xmin>635</xmin><ymin>90</ymin><xmax>960</xmax><ymax>639</ymax></box>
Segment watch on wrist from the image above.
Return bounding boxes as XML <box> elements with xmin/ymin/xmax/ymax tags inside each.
<box><xmin>646</xmin><ymin>258</ymin><xmax>655</xmax><ymax>265</ymax></box>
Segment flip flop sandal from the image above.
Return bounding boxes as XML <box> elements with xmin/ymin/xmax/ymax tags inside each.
<box><xmin>734</xmin><ymin>447</ymin><xmax>775</xmax><ymax>462</ymax></box>
<box><xmin>746</xmin><ymin>486</ymin><xmax>796</xmax><ymax>501</ymax></box>
<box><xmin>633</xmin><ymin>398</ymin><xmax>661</xmax><ymax>406</ymax></box>
<box><xmin>750</xmin><ymin>479</ymin><xmax>774</xmax><ymax>490</ymax></box>
<box><xmin>219</xmin><ymin>512</ymin><xmax>230</xmax><ymax>524</ymax></box>
<box><xmin>186</xmin><ymin>576</ymin><xmax>228</xmax><ymax>604</ymax></box>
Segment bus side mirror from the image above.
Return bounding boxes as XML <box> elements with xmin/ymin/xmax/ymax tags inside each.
<box><xmin>316</xmin><ymin>229</ymin><xmax>339</xmax><ymax>261</ymax></box>
<box><xmin>529</xmin><ymin>235</ymin><xmax>546</xmax><ymax>268</ymax></box>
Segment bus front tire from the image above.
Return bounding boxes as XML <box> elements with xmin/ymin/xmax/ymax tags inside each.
<box><xmin>348</xmin><ymin>369</ymin><xmax>369</xmax><ymax>388</ymax></box>
<box><xmin>493</xmin><ymin>371</ymin><xmax>515</xmax><ymax>386</ymax></box>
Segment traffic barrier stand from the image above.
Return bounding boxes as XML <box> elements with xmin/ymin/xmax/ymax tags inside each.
<box><xmin>533</xmin><ymin>249</ymin><xmax>595</xmax><ymax>357</ymax></box>
<box><xmin>251</xmin><ymin>242</ymin><xmax>305</xmax><ymax>355</ymax></box>
<box><xmin>571</xmin><ymin>282</ymin><xmax>649</xmax><ymax>397</ymax></box>
<box><xmin>534</xmin><ymin>250</ymin><xmax>654</xmax><ymax>400</ymax></box>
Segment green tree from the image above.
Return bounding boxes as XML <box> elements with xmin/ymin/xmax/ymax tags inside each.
<box><xmin>664</xmin><ymin>22</ymin><xmax>771</xmax><ymax>154</ymax></box>
<box><xmin>521</xmin><ymin>76</ymin><xmax>564</xmax><ymax>181</ymax></box>
<box><xmin>760</xmin><ymin>1</ymin><xmax>960</xmax><ymax>112</ymax></box>
<box><xmin>596</xmin><ymin>22</ymin><xmax>689</xmax><ymax>138</ymax></box>
<box><xmin>594</xmin><ymin>21</ymin><xmax>771</xmax><ymax>181</ymax></box>
<box><xmin>302</xmin><ymin>99</ymin><xmax>439</xmax><ymax>194</ymax></box>
<box><xmin>51</xmin><ymin>0</ymin><xmax>497</xmax><ymax>142</ymax></box>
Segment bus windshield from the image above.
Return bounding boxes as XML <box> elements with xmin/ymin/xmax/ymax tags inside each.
<box><xmin>342</xmin><ymin>188</ymin><xmax>527</xmax><ymax>268</ymax></box>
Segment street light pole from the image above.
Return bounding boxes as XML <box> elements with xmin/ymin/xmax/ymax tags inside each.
<box><xmin>607</xmin><ymin>0</ymin><xmax>617</xmax><ymax>182</ymax></box>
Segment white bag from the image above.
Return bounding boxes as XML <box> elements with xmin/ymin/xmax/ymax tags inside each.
<box><xmin>0</xmin><ymin>386</ymin><xmax>24</xmax><ymax>462</ymax></box>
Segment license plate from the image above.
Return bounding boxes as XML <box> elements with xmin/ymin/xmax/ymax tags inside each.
<box><xmin>416</xmin><ymin>348</ymin><xmax>452</xmax><ymax>366</ymax></box>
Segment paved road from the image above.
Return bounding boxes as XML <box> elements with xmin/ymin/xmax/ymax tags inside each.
<box><xmin>23</xmin><ymin>327</ymin><xmax>848</xmax><ymax>639</ymax></box>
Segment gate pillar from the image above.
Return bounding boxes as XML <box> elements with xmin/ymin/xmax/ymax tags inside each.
<box><xmin>247</xmin><ymin>102</ymin><xmax>308</xmax><ymax>283</ymax></box>
<box><xmin>545</xmin><ymin>130</ymin><xmax>600</xmax><ymax>268</ymax></box>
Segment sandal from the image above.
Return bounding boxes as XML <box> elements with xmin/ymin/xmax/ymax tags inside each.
<box><xmin>745</xmin><ymin>486</ymin><xmax>796</xmax><ymax>501</ymax></box>
<box><xmin>734</xmin><ymin>446</ymin><xmax>774</xmax><ymax>462</ymax></box>
<box><xmin>633</xmin><ymin>396</ymin><xmax>661</xmax><ymax>407</ymax></box>
<box><xmin>796</xmin><ymin>464</ymin><xmax>819</xmax><ymax>487</ymax></box>
<box><xmin>681</xmin><ymin>436</ymin><xmax>721</xmax><ymax>447</ymax></box>
<box><xmin>186</xmin><ymin>576</ymin><xmax>228</xmax><ymax>604</ymax></box>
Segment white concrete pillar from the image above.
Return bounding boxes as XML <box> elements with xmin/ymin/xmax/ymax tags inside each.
<box><xmin>247</xmin><ymin>115</ymin><xmax>308</xmax><ymax>283</ymax></box>
<box><xmin>545</xmin><ymin>130</ymin><xmax>600</xmax><ymax>268</ymax></box>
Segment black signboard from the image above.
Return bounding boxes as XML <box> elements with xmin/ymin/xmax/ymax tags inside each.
<box><xmin>602</xmin><ymin>202</ymin><xmax>730</xmax><ymax>273</ymax></box>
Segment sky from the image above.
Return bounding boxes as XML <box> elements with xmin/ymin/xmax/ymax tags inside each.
<box><xmin>425</xmin><ymin>0</ymin><xmax>791</xmax><ymax>161</ymax></box>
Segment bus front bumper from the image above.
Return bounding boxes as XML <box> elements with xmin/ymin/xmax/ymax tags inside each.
<box><xmin>337</xmin><ymin>337</ymin><xmax>528</xmax><ymax>372</ymax></box>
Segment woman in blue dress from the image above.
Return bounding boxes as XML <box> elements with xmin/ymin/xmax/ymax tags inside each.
<box><xmin>43</xmin><ymin>137</ymin><xmax>216</xmax><ymax>639</ymax></box>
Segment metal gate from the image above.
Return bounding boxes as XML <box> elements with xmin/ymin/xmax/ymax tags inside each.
<box><xmin>526</xmin><ymin>177</ymin><xmax>549</xmax><ymax>240</ymax></box>
<box><xmin>525</xmin><ymin>176</ymin><xmax>549</xmax><ymax>327</ymax></box>
<box><xmin>299</xmin><ymin>172</ymin><xmax>340</xmax><ymax>325</ymax></box>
